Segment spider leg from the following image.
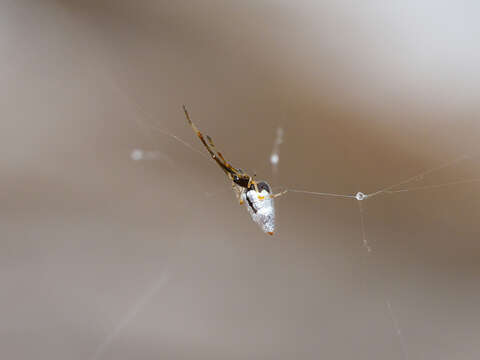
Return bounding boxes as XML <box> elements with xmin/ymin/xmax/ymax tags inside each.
<box><xmin>228</xmin><ymin>172</ymin><xmax>246</xmax><ymax>204</ymax></box>
<box><xmin>249</xmin><ymin>178</ymin><xmax>260</xmax><ymax>193</ymax></box>
<box><xmin>206</xmin><ymin>135</ymin><xmax>227</xmax><ymax>163</ymax></box>
<box><xmin>232</xmin><ymin>182</ymin><xmax>244</xmax><ymax>204</ymax></box>
<box><xmin>204</xmin><ymin>134</ymin><xmax>244</xmax><ymax>177</ymax></box>
<box><xmin>182</xmin><ymin>105</ymin><xmax>218</xmax><ymax>159</ymax></box>
<box><xmin>270</xmin><ymin>189</ymin><xmax>288</xmax><ymax>199</ymax></box>
<box><xmin>182</xmin><ymin>106</ymin><xmax>240</xmax><ymax>177</ymax></box>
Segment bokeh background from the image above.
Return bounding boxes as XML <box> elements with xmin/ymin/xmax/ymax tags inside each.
<box><xmin>2</xmin><ymin>1</ymin><xmax>480</xmax><ymax>359</ymax></box>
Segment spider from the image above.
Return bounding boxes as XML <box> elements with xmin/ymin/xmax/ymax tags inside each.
<box><xmin>182</xmin><ymin>106</ymin><xmax>287</xmax><ymax>235</ymax></box>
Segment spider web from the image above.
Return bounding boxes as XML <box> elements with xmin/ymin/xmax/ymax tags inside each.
<box><xmin>91</xmin><ymin>58</ymin><xmax>480</xmax><ymax>360</ymax></box>
<box><xmin>128</xmin><ymin>113</ymin><xmax>478</xmax><ymax>360</ymax></box>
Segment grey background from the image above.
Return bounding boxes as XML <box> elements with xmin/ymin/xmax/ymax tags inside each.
<box><xmin>1</xmin><ymin>1</ymin><xmax>480</xmax><ymax>359</ymax></box>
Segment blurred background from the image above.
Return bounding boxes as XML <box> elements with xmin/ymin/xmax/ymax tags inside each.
<box><xmin>1</xmin><ymin>1</ymin><xmax>480</xmax><ymax>359</ymax></box>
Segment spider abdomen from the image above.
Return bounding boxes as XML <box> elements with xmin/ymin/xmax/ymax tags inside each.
<box><xmin>241</xmin><ymin>186</ymin><xmax>275</xmax><ymax>235</ymax></box>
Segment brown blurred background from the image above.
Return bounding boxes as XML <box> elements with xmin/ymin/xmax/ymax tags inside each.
<box><xmin>1</xmin><ymin>1</ymin><xmax>480</xmax><ymax>359</ymax></box>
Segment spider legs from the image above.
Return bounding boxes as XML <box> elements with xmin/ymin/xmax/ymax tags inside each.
<box><xmin>232</xmin><ymin>182</ymin><xmax>244</xmax><ymax>204</ymax></box>
<box><xmin>206</xmin><ymin>135</ymin><xmax>228</xmax><ymax>164</ymax></box>
<box><xmin>183</xmin><ymin>106</ymin><xmax>240</xmax><ymax>177</ymax></box>
<box><xmin>247</xmin><ymin>177</ymin><xmax>260</xmax><ymax>193</ymax></box>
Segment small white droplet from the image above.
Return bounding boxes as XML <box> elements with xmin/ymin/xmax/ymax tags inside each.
<box><xmin>270</xmin><ymin>153</ymin><xmax>279</xmax><ymax>165</ymax></box>
<box><xmin>131</xmin><ymin>149</ymin><xmax>144</xmax><ymax>161</ymax></box>
<box><xmin>355</xmin><ymin>192</ymin><xmax>366</xmax><ymax>201</ymax></box>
